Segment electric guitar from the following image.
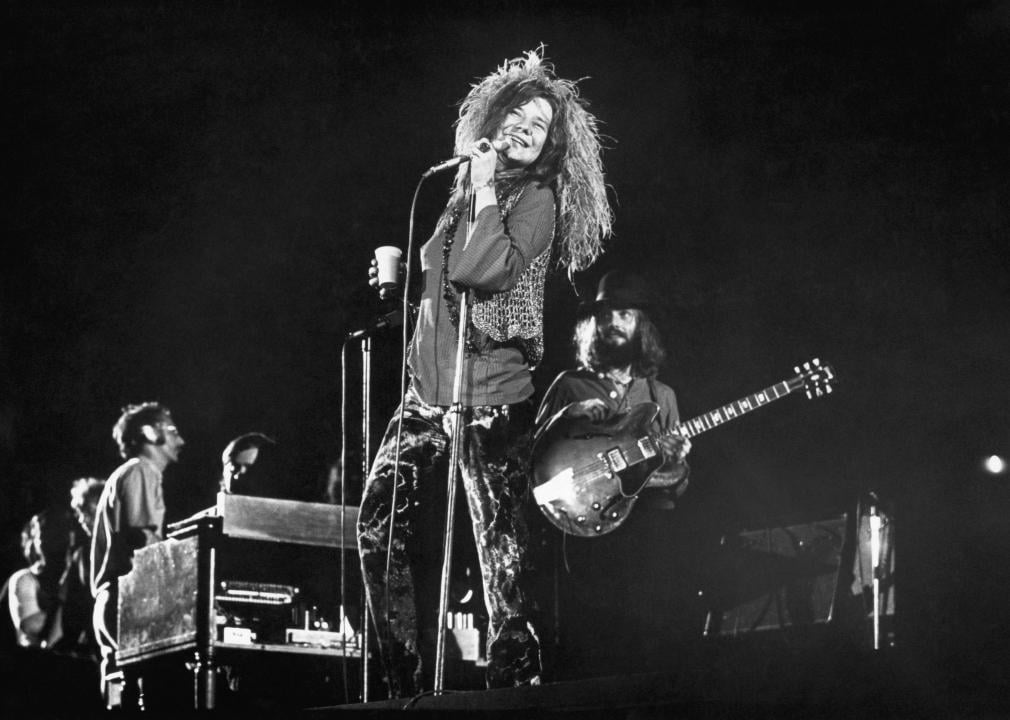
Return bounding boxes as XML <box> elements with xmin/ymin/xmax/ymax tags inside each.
<box><xmin>531</xmin><ymin>359</ymin><xmax>836</xmax><ymax>537</ymax></box>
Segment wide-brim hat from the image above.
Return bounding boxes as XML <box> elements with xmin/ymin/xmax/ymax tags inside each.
<box><xmin>577</xmin><ymin>270</ymin><xmax>661</xmax><ymax>317</ymax></box>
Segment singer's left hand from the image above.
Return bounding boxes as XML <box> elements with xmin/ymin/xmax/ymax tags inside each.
<box><xmin>468</xmin><ymin>138</ymin><xmax>498</xmax><ymax>188</ymax></box>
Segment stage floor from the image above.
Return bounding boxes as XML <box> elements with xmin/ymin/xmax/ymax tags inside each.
<box><xmin>306</xmin><ymin>631</ymin><xmax>1005</xmax><ymax>719</ymax></box>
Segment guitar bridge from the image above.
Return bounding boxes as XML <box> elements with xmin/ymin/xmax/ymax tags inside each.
<box><xmin>600</xmin><ymin>448</ymin><xmax>628</xmax><ymax>473</ymax></box>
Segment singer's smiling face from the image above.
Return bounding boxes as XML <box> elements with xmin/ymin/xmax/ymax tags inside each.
<box><xmin>495</xmin><ymin>96</ymin><xmax>554</xmax><ymax>170</ymax></box>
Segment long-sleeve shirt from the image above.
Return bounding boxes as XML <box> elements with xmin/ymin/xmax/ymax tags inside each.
<box><xmin>409</xmin><ymin>182</ymin><xmax>555</xmax><ymax>406</ymax></box>
<box><xmin>535</xmin><ymin>369</ymin><xmax>681</xmax><ymax>433</ymax></box>
<box><xmin>535</xmin><ymin>368</ymin><xmax>689</xmax><ymax>487</ymax></box>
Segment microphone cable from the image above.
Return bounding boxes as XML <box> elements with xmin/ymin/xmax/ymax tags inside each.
<box><xmin>342</xmin><ymin>170</ymin><xmax>426</xmax><ymax>699</ymax></box>
<box><xmin>373</xmin><ymin>148</ymin><xmax>481</xmax><ymax>695</ymax></box>
<box><xmin>380</xmin><ymin>170</ymin><xmax>431</xmax><ymax>682</ymax></box>
<box><xmin>339</xmin><ymin>337</ymin><xmax>350</xmax><ymax>703</ymax></box>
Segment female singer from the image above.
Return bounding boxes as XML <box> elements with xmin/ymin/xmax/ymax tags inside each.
<box><xmin>358</xmin><ymin>47</ymin><xmax>612</xmax><ymax>696</ymax></box>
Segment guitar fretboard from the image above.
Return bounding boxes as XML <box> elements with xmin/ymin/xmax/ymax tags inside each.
<box><xmin>674</xmin><ymin>378</ymin><xmax>800</xmax><ymax>440</ymax></box>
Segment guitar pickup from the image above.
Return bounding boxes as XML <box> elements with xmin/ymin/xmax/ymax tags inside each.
<box><xmin>601</xmin><ymin>448</ymin><xmax>628</xmax><ymax>473</ymax></box>
<box><xmin>638</xmin><ymin>438</ymin><xmax>658</xmax><ymax>459</ymax></box>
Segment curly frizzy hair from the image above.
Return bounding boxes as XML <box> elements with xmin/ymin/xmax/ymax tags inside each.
<box><xmin>449</xmin><ymin>47</ymin><xmax>612</xmax><ymax>273</ymax></box>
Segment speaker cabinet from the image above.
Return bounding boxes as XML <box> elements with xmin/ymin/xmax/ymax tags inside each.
<box><xmin>705</xmin><ymin>514</ymin><xmax>847</xmax><ymax>636</ymax></box>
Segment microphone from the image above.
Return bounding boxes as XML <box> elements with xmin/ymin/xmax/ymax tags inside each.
<box><xmin>347</xmin><ymin>308</ymin><xmax>403</xmax><ymax>340</ymax></box>
<box><xmin>422</xmin><ymin>138</ymin><xmax>509</xmax><ymax>177</ymax></box>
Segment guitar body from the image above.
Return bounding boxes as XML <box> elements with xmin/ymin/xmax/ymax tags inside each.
<box><xmin>531</xmin><ymin>403</ymin><xmax>665</xmax><ymax>537</ymax></box>
<box><xmin>531</xmin><ymin>358</ymin><xmax>835</xmax><ymax>538</ymax></box>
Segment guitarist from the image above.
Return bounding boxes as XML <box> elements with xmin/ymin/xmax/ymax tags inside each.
<box><xmin>535</xmin><ymin>270</ymin><xmax>692</xmax><ymax>505</ymax></box>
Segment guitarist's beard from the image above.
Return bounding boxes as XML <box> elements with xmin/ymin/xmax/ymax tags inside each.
<box><xmin>593</xmin><ymin>331</ymin><xmax>640</xmax><ymax>371</ymax></box>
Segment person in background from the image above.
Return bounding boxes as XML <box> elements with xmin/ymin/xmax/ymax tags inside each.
<box><xmin>60</xmin><ymin>477</ymin><xmax>106</xmax><ymax>659</ymax></box>
<box><xmin>534</xmin><ymin>270</ymin><xmax>692</xmax><ymax>497</ymax></box>
<box><xmin>6</xmin><ymin>510</ymin><xmax>72</xmax><ymax>649</ymax></box>
<box><xmin>4</xmin><ymin>506</ymin><xmax>103</xmax><ymax>712</ymax></box>
<box><xmin>532</xmin><ymin>271</ymin><xmax>693</xmax><ymax>677</ymax></box>
<box><xmin>219</xmin><ymin>432</ymin><xmax>278</xmax><ymax>497</ymax></box>
<box><xmin>70</xmin><ymin>478</ymin><xmax>106</xmax><ymax>539</ymax></box>
<box><xmin>90</xmin><ymin>402</ymin><xmax>184</xmax><ymax>701</ymax></box>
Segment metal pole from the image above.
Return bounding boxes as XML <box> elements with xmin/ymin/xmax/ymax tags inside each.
<box><xmin>193</xmin><ymin>521</ymin><xmax>217</xmax><ymax>709</ymax></box>
<box><xmin>360</xmin><ymin>336</ymin><xmax>372</xmax><ymax>700</ymax></box>
<box><xmin>434</xmin><ymin>189</ymin><xmax>477</xmax><ymax>693</ymax></box>
<box><xmin>869</xmin><ymin>500</ymin><xmax>881</xmax><ymax>651</ymax></box>
<box><xmin>434</xmin><ymin>290</ymin><xmax>468</xmax><ymax>693</ymax></box>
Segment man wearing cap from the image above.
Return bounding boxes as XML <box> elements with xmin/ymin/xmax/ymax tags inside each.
<box><xmin>534</xmin><ymin>270</ymin><xmax>691</xmax><ymax>497</ymax></box>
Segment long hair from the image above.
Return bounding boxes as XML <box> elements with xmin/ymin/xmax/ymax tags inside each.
<box><xmin>573</xmin><ymin>310</ymin><xmax>667</xmax><ymax>379</ymax></box>
<box><xmin>444</xmin><ymin>47</ymin><xmax>612</xmax><ymax>273</ymax></box>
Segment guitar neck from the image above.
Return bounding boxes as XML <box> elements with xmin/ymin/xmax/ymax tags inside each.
<box><xmin>674</xmin><ymin>375</ymin><xmax>803</xmax><ymax>440</ymax></box>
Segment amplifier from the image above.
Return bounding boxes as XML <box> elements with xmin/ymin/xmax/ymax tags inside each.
<box><xmin>705</xmin><ymin>514</ymin><xmax>848</xmax><ymax>636</ymax></box>
<box><xmin>216</xmin><ymin>581</ymin><xmax>300</xmax><ymax>645</ymax></box>
<box><xmin>218</xmin><ymin>580</ymin><xmax>299</xmax><ymax>606</ymax></box>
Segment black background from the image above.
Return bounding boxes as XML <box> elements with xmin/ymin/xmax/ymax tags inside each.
<box><xmin>3</xmin><ymin>0</ymin><xmax>1008</xmax><ymax>704</ymax></box>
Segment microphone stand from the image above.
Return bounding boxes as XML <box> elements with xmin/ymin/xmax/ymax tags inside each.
<box><xmin>340</xmin><ymin>334</ymin><xmax>372</xmax><ymax>702</ymax></box>
<box><xmin>433</xmin><ymin>189</ymin><xmax>476</xmax><ymax>694</ymax></box>
<box><xmin>869</xmin><ymin>497</ymin><xmax>882</xmax><ymax>651</ymax></box>
<box><xmin>360</xmin><ymin>336</ymin><xmax>372</xmax><ymax>700</ymax></box>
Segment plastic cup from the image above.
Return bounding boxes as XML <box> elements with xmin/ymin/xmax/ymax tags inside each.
<box><xmin>374</xmin><ymin>246</ymin><xmax>402</xmax><ymax>289</ymax></box>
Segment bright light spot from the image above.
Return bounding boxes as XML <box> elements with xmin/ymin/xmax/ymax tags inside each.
<box><xmin>984</xmin><ymin>455</ymin><xmax>1007</xmax><ymax>475</ymax></box>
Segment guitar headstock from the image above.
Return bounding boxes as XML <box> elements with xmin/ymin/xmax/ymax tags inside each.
<box><xmin>793</xmin><ymin>358</ymin><xmax>836</xmax><ymax>399</ymax></box>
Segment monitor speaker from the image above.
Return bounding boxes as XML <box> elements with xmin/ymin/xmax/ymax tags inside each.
<box><xmin>704</xmin><ymin>514</ymin><xmax>848</xmax><ymax>636</ymax></box>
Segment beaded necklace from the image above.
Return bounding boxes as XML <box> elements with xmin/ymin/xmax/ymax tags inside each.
<box><xmin>440</xmin><ymin>205</ymin><xmax>465</xmax><ymax>329</ymax></box>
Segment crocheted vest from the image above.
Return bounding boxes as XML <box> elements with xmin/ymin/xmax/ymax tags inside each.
<box><xmin>469</xmin><ymin>182</ymin><xmax>554</xmax><ymax>368</ymax></box>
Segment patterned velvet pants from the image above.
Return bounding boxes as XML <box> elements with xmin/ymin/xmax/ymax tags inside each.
<box><xmin>357</xmin><ymin>385</ymin><xmax>541</xmax><ymax>697</ymax></box>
